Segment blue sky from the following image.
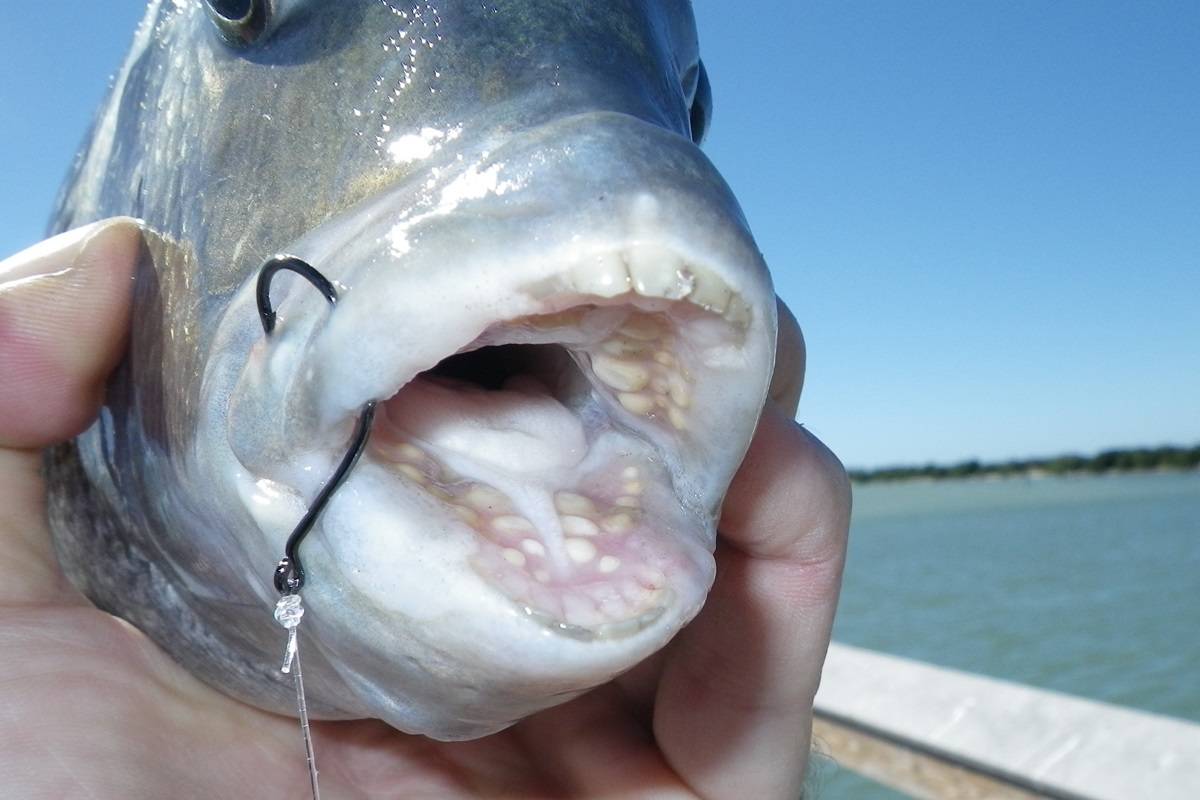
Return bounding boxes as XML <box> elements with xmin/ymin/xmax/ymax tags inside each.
<box><xmin>2</xmin><ymin>2</ymin><xmax>1197</xmax><ymax>468</ymax></box>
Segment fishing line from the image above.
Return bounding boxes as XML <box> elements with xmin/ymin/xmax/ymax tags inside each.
<box><xmin>257</xmin><ymin>254</ymin><xmax>377</xmax><ymax>800</ymax></box>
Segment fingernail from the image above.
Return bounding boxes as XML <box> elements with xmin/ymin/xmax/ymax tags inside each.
<box><xmin>0</xmin><ymin>219</ymin><xmax>132</xmax><ymax>287</ymax></box>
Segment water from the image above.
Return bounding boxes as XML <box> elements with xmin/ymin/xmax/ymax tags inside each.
<box><xmin>813</xmin><ymin>471</ymin><xmax>1200</xmax><ymax>798</ymax></box>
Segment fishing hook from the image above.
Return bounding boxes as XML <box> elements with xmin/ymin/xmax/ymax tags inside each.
<box><xmin>256</xmin><ymin>254</ymin><xmax>377</xmax><ymax>595</ymax></box>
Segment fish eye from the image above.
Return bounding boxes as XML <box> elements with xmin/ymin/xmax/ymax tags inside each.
<box><xmin>687</xmin><ymin>61</ymin><xmax>712</xmax><ymax>144</ymax></box>
<box><xmin>204</xmin><ymin>0</ymin><xmax>269</xmax><ymax>46</ymax></box>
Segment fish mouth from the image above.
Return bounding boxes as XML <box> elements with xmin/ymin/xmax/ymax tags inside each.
<box><xmin>362</xmin><ymin>263</ymin><xmax>753</xmax><ymax>640</ymax></box>
<box><xmin>226</xmin><ymin>112</ymin><xmax>775</xmax><ymax>663</ymax></box>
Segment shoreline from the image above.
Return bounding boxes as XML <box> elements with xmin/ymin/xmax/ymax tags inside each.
<box><xmin>849</xmin><ymin>445</ymin><xmax>1200</xmax><ymax>485</ymax></box>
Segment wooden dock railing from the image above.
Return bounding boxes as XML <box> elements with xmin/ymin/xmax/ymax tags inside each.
<box><xmin>812</xmin><ymin>643</ymin><xmax>1200</xmax><ymax>799</ymax></box>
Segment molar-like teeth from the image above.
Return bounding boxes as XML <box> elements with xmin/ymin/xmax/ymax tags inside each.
<box><xmin>565</xmin><ymin>537</ymin><xmax>597</xmax><ymax>564</ymax></box>
<box><xmin>554</xmin><ymin>491</ymin><xmax>596</xmax><ymax>517</ymax></box>
<box><xmin>601</xmin><ymin>512</ymin><xmax>634</xmax><ymax>534</ymax></box>
<box><xmin>570</xmin><ymin>252</ymin><xmax>631</xmax><ymax>298</ymax></box>
<box><xmin>667</xmin><ymin>372</ymin><xmax>691</xmax><ymax>408</ymax></box>
<box><xmin>668</xmin><ymin>406</ymin><xmax>688</xmax><ymax>430</ymax></box>
<box><xmin>397</xmin><ymin>464</ymin><xmax>426</xmax><ymax>484</ymax></box>
<box><xmin>617</xmin><ymin>392</ymin><xmax>656</xmax><ymax>415</ymax></box>
<box><xmin>453</xmin><ymin>505</ymin><xmax>480</xmax><ymax>524</ymax></box>
<box><xmin>465</xmin><ymin>486</ymin><xmax>510</xmax><ymax>512</ymax></box>
<box><xmin>600</xmin><ymin>337</ymin><xmax>651</xmax><ymax>357</ymax></box>
<box><xmin>398</xmin><ymin>443</ymin><xmax>425</xmax><ymax>461</ymax></box>
<box><xmin>521</xmin><ymin>538</ymin><xmax>547</xmax><ymax>557</ymax></box>
<box><xmin>561</xmin><ymin>515</ymin><xmax>599</xmax><ymax>537</ymax></box>
<box><xmin>592</xmin><ymin>354</ymin><xmax>650</xmax><ymax>392</ymax></box>
<box><xmin>493</xmin><ymin>515</ymin><xmax>536</xmax><ymax>535</ymax></box>
<box><xmin>614</xmin><ymin>495</ymin><xmax>640</xmax><ymax>508</ymax></box>
<box><xmin>502</xmin><ymin>548</ymin><xmax>527</xmax><ymax>567</ymax></box>
<box><xmin>598</xmin><ymin>555</ymin><xmax>621</xmax><ymax>574</ymax></box>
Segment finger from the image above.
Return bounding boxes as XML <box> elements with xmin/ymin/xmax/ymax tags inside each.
<box><xmin>514</xmin><ymin>684</ymin><xmax>696</xmax><ymax>798</ymax></box>
<box><xmin>653</xmin><ymin>406</ymin><xmax>851</xmax><ymax>800</ymax></box>
<box><xmin>767</xmin><ymin>297</ymin><xmax>805</xmax><ymax>415</ymax></box>
<box><xmin>0</xmin><ymin>219</ymin><xmax>141</xmax><ymax>606</ymax></box>
<box><xmin>0</xmin><ymin>218</ymin><xmax>141</xmax><ymax>449</ymax></box>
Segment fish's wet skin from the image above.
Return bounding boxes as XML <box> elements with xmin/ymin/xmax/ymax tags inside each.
<box><xmin>45</xmin><ymin>0</ymin><xmax>781</xmax><ymax>740</ymax></box>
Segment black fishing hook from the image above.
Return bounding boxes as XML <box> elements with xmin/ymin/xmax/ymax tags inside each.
<box><xmin>256</xmin><ymin>255</ymin><xmax>377</xmax><ymax>595</ymax></box>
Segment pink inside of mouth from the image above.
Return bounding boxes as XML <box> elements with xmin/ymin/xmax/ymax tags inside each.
<box><xmin>365</xmin><ymin>306</ymin><xmax>706</xmax><ymax>638</ymax></box>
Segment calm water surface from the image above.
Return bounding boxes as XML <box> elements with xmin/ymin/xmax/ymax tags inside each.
<box><xmin>814</xmin><ymin>471</ymin><xmax>1200</xmax><ymax>798</ymax></box>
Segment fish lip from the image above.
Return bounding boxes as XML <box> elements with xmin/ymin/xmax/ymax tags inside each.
<box><xmin>517</xmin><ymin>594</ymin><xmax>671</xmax><ymax>641</ymax></box>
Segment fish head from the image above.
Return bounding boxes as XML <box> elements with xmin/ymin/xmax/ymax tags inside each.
<box><xmin>50</xmin><ymin>0</ymin><xmax>777</xmax><ymax>740</ymax></box>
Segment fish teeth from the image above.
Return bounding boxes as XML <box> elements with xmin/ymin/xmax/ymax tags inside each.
<box><xmin>554</xmin><ymin>491</ymin><xmax>596</xmax><ymax>516</ymax></box>
<box><xmin>667</xmin><ymin>372</ymin><xmax>691</xmax><ymax>408</ymax></box>
<box><xmin>688</xmin><ymin>269</ymin><xmax>733</xmax><ymax>314</ymax></box>
<box><xmin>521</xmin><ymin>538</ymin><xmax>546</xmax><ymax>557</ymax></box>
<box><xmin>492</xmin><ymin>515</ymin><xmax>535</xmax><ymax>535</ymax></box>
<box><xmin>617</xmin><ymin>392</ymin><xmax>656</xmax><ymax>415</ymax></box>
<box><xmin>561</xmin><ymin>515</ymin><xmax>599</xmax><ymax>537</ymax></box>
<box><xmin>465</xmin><ymin>485</ymin><xmax>509</xmax><ymax>512</ymax></box>
<box><xmin>601</xmin><ymin>512</ymin><xmax>634</xmax><ymax>534</ymax></box>
<box><xmin>559</xmin><ymin>248</ymin><xmax>748</xmax><ymax>325</ymax></box>
<box><xmin>565</xmin><ymin>537</ymin><xmax>597</xmax><ymax>564</ymax></box>
<box><xmin>569</xmin><ymin>251</ymin><xmax>630</xmax><ymax>297</ymax></box>
<box><xmin>592</xmin><ymin>354</ymin><xmax>650</xmax><ymax>392</ymax></box>
<box><xmin>627</xmin><ymin>243</ymin><xmax>694</xmax><ymax>300</ymax></box>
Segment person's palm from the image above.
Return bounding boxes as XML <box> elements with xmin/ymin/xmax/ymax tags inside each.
<box><xmin>1</xmin><ymin>221</ymin><xmax>849</xmax><ymax>799</ymax></box>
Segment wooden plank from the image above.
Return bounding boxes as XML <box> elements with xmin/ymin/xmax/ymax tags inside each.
<box><xmin>814</xmin><ymin>713</ymin><xmax>1050</xmax><ymax>799</ymax></box>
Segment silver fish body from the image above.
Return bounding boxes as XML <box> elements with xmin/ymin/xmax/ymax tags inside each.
<box><xmin>46</xmin><ymin>0</ymin><xmax>778</xmax><ymax>740</ymax></box>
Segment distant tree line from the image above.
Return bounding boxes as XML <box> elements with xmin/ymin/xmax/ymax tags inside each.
<box><xmin>849</xmin><ymin>444</ymin><xmax>1200</xmax><ymax>484</ymax></box>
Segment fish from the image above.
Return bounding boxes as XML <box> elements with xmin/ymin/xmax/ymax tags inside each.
<box><xmin>45</xmin><ymin>0</ymin><xmax>780</xmax><ymax>741</ymax></box>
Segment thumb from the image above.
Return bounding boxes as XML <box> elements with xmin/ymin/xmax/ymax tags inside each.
<box><xmin>0</xmin><ymin>218</ymin><xmax>141</xmax><ymax>606</ymax></box>
<box><xmin>0</xmin><ymin>218</ymin><xmax>141</xmax><ymax>449</ymax></box>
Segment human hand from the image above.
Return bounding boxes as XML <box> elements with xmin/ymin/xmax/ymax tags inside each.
<box><xmin>0</xmin><ymin>223</ymin><xmax>849</xmax><ymax>799</ymax></box>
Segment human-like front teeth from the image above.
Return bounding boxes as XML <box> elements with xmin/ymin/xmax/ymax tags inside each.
<box><xmin>563</xmin><ymin>247</ymin><xmax>752</xmax><ymax>325</ymax></box>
